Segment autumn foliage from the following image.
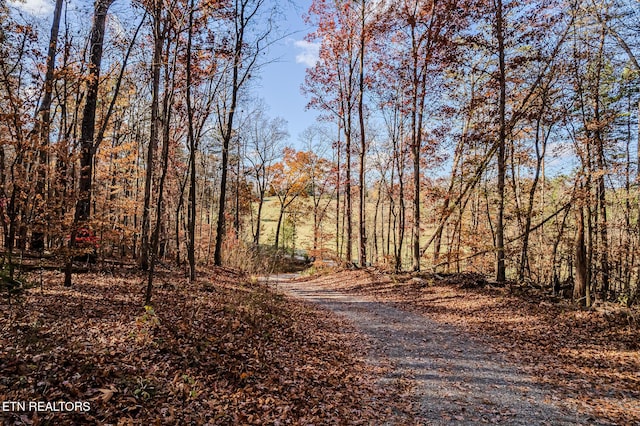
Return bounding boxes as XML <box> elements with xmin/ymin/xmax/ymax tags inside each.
<box><xmin>0</xmin><ymin>269</ymin><xmax>411</xmax><ymax>424</ymax></box>
<box><xmin>1</xmin><ymin>0</ymin><xmax>640</xmax><ymax>421</ymax></box>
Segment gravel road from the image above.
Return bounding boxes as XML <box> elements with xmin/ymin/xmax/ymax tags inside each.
<box><xmin>270</xmin><ymin>274</ymin><xmax>605</xmax><ymax>425</ymax></box>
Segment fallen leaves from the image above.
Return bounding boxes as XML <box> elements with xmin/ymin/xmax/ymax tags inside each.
<box><xmin>91</xmin><ymin>387</ymin><xmax>117</xmax><ymax>403</ymax></box>
<box><xmin>314</xmin><ymin>268</ymin><xmax>640</xmax><ymax>425</ymax></box>
<box><xmin>0</xmin><ymin>267</ymin><xmax>407</xmax><ymax>425</ymax></box>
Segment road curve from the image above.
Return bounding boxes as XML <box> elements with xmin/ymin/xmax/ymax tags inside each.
<box><xmin>270</xmin><ymin>274</ymin><xmax>604</xmax><ymax>426</ymax></box>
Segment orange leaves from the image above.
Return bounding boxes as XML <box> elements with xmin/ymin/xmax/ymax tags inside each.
<box><xmin>336</xmin><ymin>269</ymin><xmax>640</xmax><ymax>425</ymax></box>
<box><xmin>268</xmin><ymin>147</ymin><xmax>313</xmax><ymax>202</ymax></box>
<box><xmin>0</xmin><ymin>268</ymin><xmax>405</xmax><ymax>424</ymax></box>
<box><xmin>92</xmin><ymin>386</ymin><xmax>117</xmax><ymax>403</ymax></box>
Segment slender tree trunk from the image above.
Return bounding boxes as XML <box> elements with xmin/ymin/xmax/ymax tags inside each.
<box><xmin>144</xmin><ymin>88</ymin><xmax>172</xmax><ymax>306</ymax></box>
<box><xmin>586</xmin><ymin>149</ymin><xmax>594</xmax><ymax>302</ymax></box>
<box><xmin>64</xmin><ymin>0</ymin><xmax>114</xmax><ymax>286</ymax></box>
<box><xmin>594</xmin><ymin>26</ymin><xmax>610</xmax><ymax>298</ymax></box>
<box><xmin>387</xmin><ymin>157</ymin><xmax>394</xmax><ymax>260</ymax></box>
<box><xmin>214</xmin><ymin>8</ymin><xmax>244</xmax><ymax>266</ymax></box>
<box><xmin>373</xmin><ymin>182</ymin><xmax>382</xmax><ymax>263</ymax></box>
<box><xmin>335</xmin><ymin>123</ymin><xmax>341</xmax><ymax>257</ymax></box>
<box><xmin>495</xmin><ymin>0</ymin><xmax>507</xmax><ymax>283</ymax></box>
<box><xmin>0</xmin><ymin>146</ymin><xmax>6</xmax><ymax>248</ymax></box>
<box><xmin>140</xmin><ymin>0</ymin><xmax>163</xmax><ymax>271</ymax></box>
<box><xmin>274</xmin><ymin>203</ymin><xmax>284</xmax><ymax>249</ymax></box>
<box><xmin>357</xmin><ymin>0</ymin><xmax>367</xmax><ymax>267</ymax></box>
<box><xmin>253</xmin><ymin>189</ymin><xmax>265</xmax><ymax>246</ymax></box>
<box><xmin>345</xmin><ymin>129</ymin><xmax>353</xmax><ymax>264</ymax></box>
<box><xmin>409</xmin><ymin>22</ymin><xmax>424</xmax><ymax>272</ymax></box>
<box><xmin>574</xmin><ymin>205</ymin><xmax>589</xmax><ymax>306</ymax></box>
<box><xmin>213</xmin><ymin>122</ymin><xmax>232</xmax><ymax>265</ymax></box>
<box><xmin>434</xmin><ymin>133</ymin><xmax>464</xmax><ymax>270</ymax></box>
<box><xmin>623</xmin><ymin>90</ymin><xmax>634</xmax><ymax>300</ymax></box>
<box><xmin>186</xmin><ymin>0</ymin><xmax>197</xmax><ymax>282</ymax></box>
<box><xmin>411</xmin><ymin>137</ymin><xmax>420</xmax><ymax>272</ymax></box>
<box><xmin>312</xmin><ymin>170</ymin><xmax>320</xmax><ymax>251</ymax></box>
<box><xmin>234</xmin><ymin>141</ymin><xmax>241</xmax><ymax>236</ymax></box>
<box><xmin>397</xmin><ymin>155</ymin><xmax>406</xmax><ymax>272</ymax></box>
<box><xmin>519</xmin><ymin>114</ymin><xmax>548</xmax><ymax>282</ymax></box>
<box><xmin>31</xmin><ymin>0</ymin><xmax>64</xmax><ymax>251</ymax></box>
<box><xmin>146</xmin><ymin>29</ymin><xmax>176</xmax><ymax>303</ymax></box>
<box><xmin>174</xmin><ymin>170</ymin><xmax>188</xmax><ymax>266</ymax></box>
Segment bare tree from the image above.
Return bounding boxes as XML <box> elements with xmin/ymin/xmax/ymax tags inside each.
<box><xmin>244</xmin><ymin>106</ymin><xmax>287</xmax><ymax>247</ymax></box>
<box><xmin>214</xmin><ymin>0</ymin><xmax>275</xmax><ymax>266</ymax></box>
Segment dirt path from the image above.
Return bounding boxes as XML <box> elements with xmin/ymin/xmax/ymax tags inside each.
<box><xmin>268</xmin><ymin>274</ymin><xmax>606</xmax><ymax>425</ymax></box>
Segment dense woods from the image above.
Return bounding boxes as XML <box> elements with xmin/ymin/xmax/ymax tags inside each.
<box><xmin>2</xmin><ymin>0</ymin><xmax>640</xmax><ymax>307</ymax></box>
<box><xmin>2</xmin><ymin>1</ymin><xmax>640</xmax><ymax>424</ymax></box>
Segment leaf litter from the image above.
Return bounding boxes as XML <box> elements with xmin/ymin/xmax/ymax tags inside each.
<box><xmin>276</xmin><ymin>269</ymin><xmax>639</xmax><ymax>425</ymax></box>
<box><xmin>0</xmin><ymin>268</ymin><xmax>411</xmax><ymax>425</ymax></box>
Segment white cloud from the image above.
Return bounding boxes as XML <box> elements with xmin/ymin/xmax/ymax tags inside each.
<box><xmin>107</xmin><ymin>13</ymin><xmax>126</xmax><ymax>42</ymax></box>
<box><xmin>9</xmin><ymin>0</ymin><xmax>54</xmax><ymax>17</ymax></box>
<box><xmin>294</xmin><ymin>40</ymin><xmax>319</xmax><ymax>68</ymax></box>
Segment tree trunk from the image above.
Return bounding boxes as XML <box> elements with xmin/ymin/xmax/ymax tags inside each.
<box><xmin>274</xmin><ymin>203</ymin><xmax>284</xmax><ymax>249</ymax></box>
<box><xmin>214</xmin><ymin>6</ymin><xmax>245</xmax><ymax>266</ymax></box>
<box><xmin>174</xmin><ymin>170</ymin><xmax>188</xmax><ymax>266</ymax></box>
<box><xmin>140</xmin><ymin>0</ymin><xmax>163</xmax><ymax>271</ymax></box>
<box><xmin>234</xmin><ymin>141</ymin><xmax>241</xmax><ymax>236</ymax></box>
<box><xmin>409</xmin><ymin>21</ymin><xmax>426</xmax><ymax>272</ymax></box>
<box><xmin>574</xmin><ymin>206</ymin><xmax>589</xmax><ymax>306</ymax></box>
<box><xmin>373</xmin><ymin>181</ymin><xmax>382</xmax><ymax>263</ymax></box>
<box><xmin>495</xmin><ymin>0</ymin><xmax>507</xmax><ymax>283</ymax></box>
<box><xmin>357</xmin><ymin>0</ymin><xmax>367</xmax><ymax>267</ymax></box>
<box><xmin>593</xmin><ymin>27</ymin><xmax>610</xmax><ymax>298</ymax></box>
<box><xmin>345</xmin><ymin>129</ymin><xmax>353</xmax><ymax>264</ymax></box>
<box><xmin>144</xmin><ymin>85</ymin><xmax>172</xmax><ymax>306</ymax></box>
<box><xmin>186</xmin><ymin>0</ymin><xmax>197</xmax><ymax>282</ymax></box>
<box><xmin>396</xmin><ymin>153</ymin><xmax>406</xmax><ymax>272</ymax></box>
<box><xmin>31</xmin><ymin>0</ymin><xmax>64</xmax><ymax>251</ymax></box>
<box><xmin>64</xmin><ymin>0</ymin><xmax>114</xmax><ymax>286</ymax></box>
<box><xmin>434</xmin><ymin>133</ymin><xmax>464</xmax><ymax>271</ymax></box>
<box><xmin>335</xmin><ymin>123</ymin><xmax>341</xmax><ymax>257</ymax></box>
<box><xmin>75</xmin><ymin>0</ymin><xmax>112</xmax><ymax>223</ymax></box>
<box><xmin>519</xmin><ymin>112</ymin><xmax>548</xmax><ymax>282</ymax></box>
<box><xmin>253</xmin><ymin>189</ymin><xmax>265</xmax><ymax>246</ymax></box>
<box><xmin>145</xmin><ymin>31</ymin><xmax>176</xmax><ymax>304</ymax></box>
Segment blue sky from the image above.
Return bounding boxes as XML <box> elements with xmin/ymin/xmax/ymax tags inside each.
<box><xmin>258</xmin><ymin>0</ymin><xmax>320</xmax><ymax>147</ymax></box>
<box><xmin>8</xmin><ymin>0</ymin><xmax>321</xmax><ymax>147</ymax></box>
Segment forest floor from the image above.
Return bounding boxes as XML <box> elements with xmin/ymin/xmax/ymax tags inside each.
<box><xmin>272</xmin><ymin>269</ymin><xmax>640</xmax><ymax>425</ymax></box>
<box><xmin>1</xmin><ymin>266</ymin><xmax>638</xmax><ymax>425</ymax></box>
<box><xmin>0</xmin><ymin>267</ymin><xmax>412</xmax><ymax>425</ymax></box>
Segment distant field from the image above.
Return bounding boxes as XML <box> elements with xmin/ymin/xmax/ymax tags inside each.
<box><xmin>250</xmin><ymin>196</ymin><xmax>440</xmax><ymax>266</ymax></box>
<box><xmin>254</xmin><ymin>196</ymin><xmax>332</xmax><ymax>252</ymax></box>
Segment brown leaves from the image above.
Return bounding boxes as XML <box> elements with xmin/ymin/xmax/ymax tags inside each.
<box><xmin>0</xmin><ymin>268</ymin><xmax>402</xmax><ymax>425</ymax></box>
<box><xmin>91</xmin><ymin>386</ymin><xmax>117</xmax><ymax>403</ymax></box>
<box><xmin>324</xmin><ymin>269</ymin><xmax>640</xmax><ymax>425</ymax></box>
